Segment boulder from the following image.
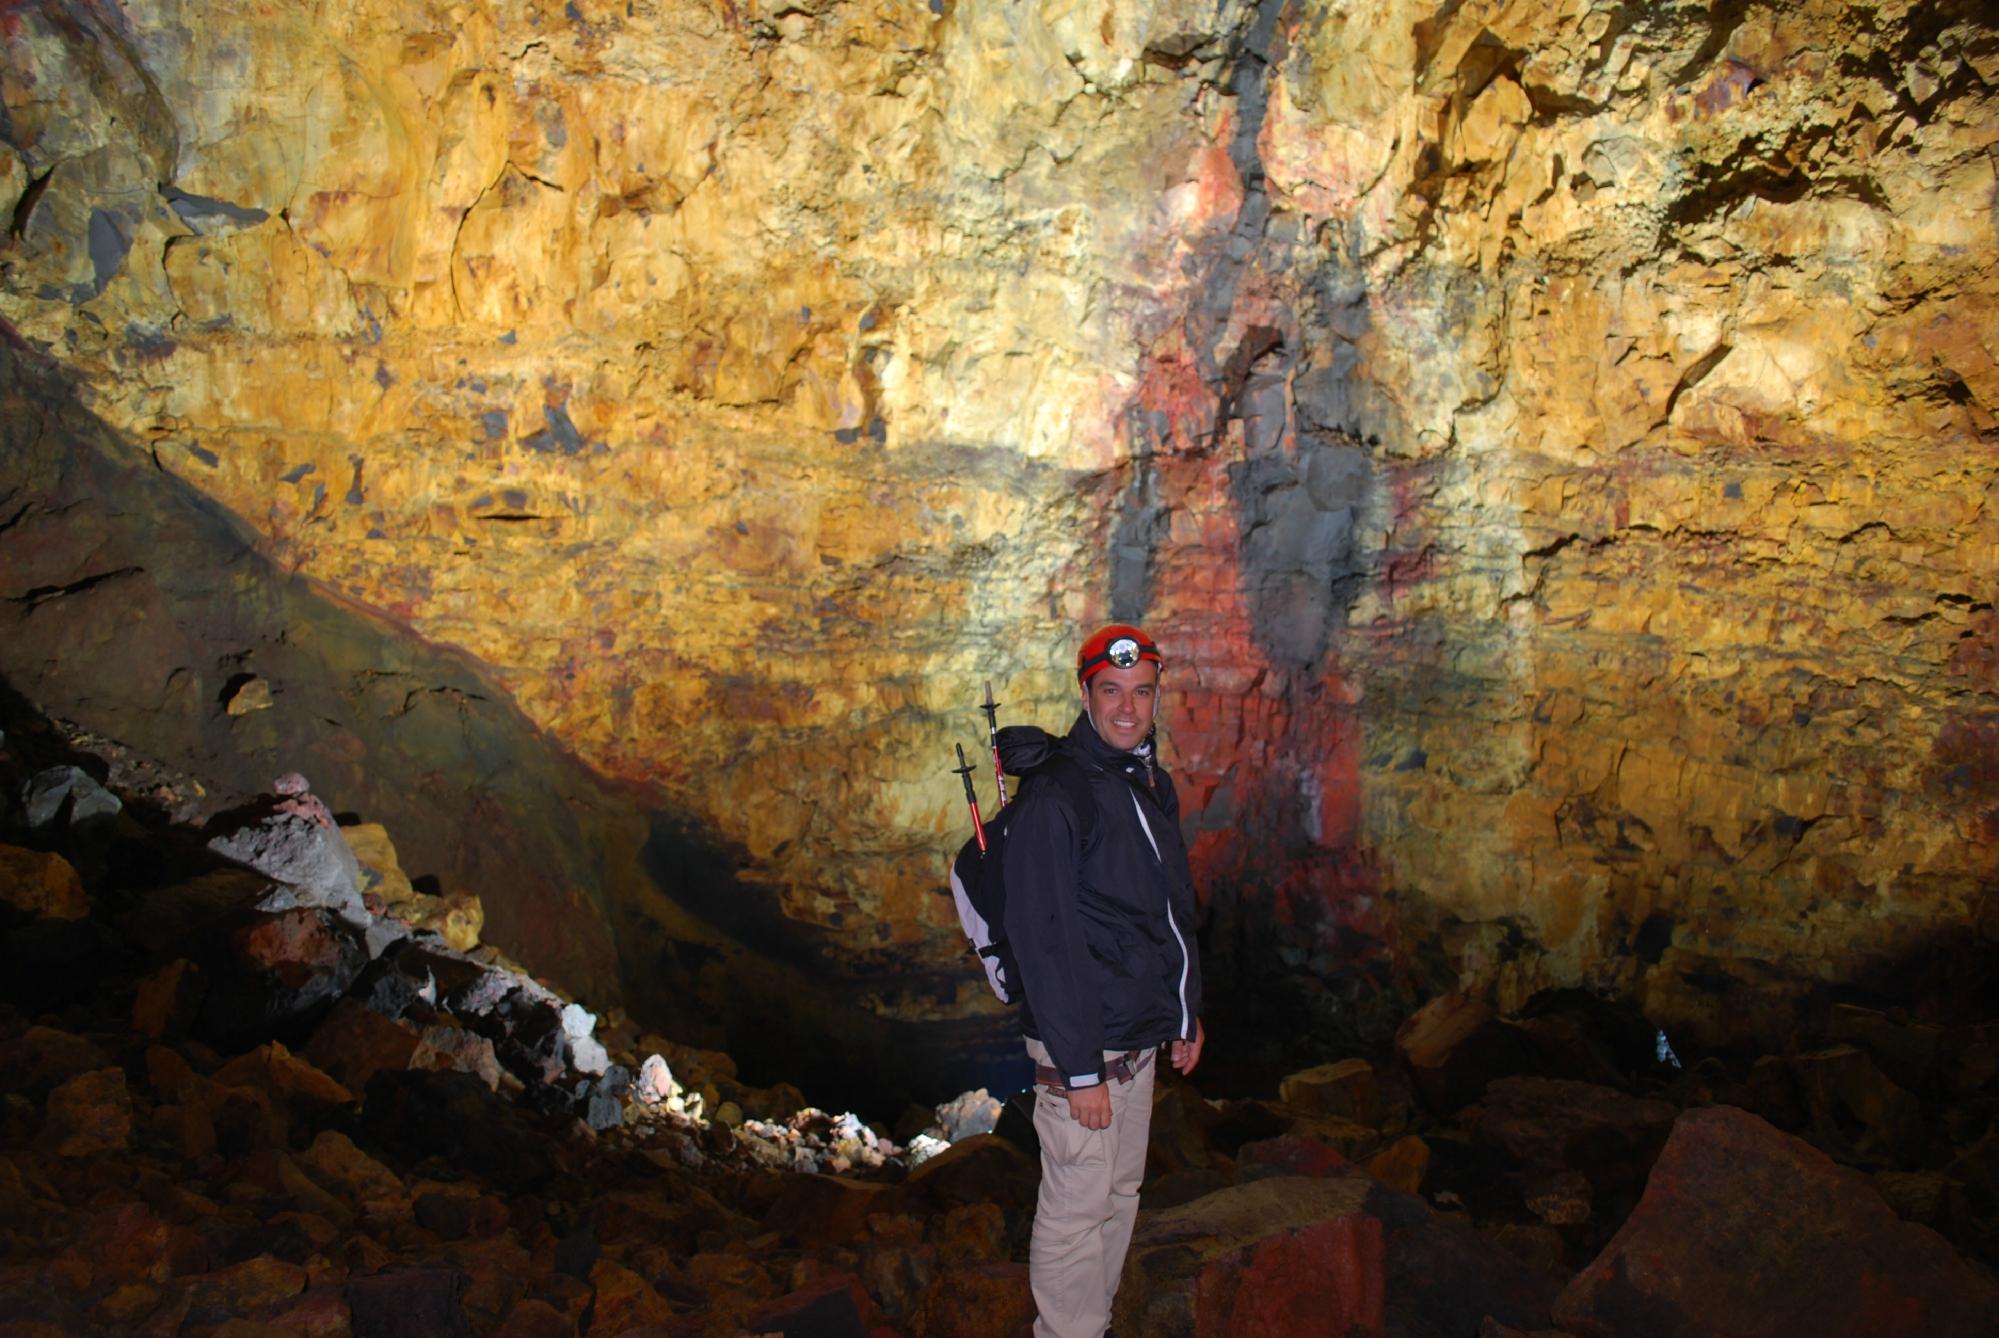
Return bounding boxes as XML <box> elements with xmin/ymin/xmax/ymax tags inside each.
<box><xmin>1279</xmin><ymin>1057</ymin><xmax>1381</xmax><ymax>1124</ymax></box>
<box><xmin>1554</xmin><ymin>1106</ymin><xmax>1999</xmax><ymax>1337</ymax></box>
<box><xmin>212</xmin><ymin>1041</ymin><xmax>354</xmax><ymax>1108</ymax></box>
<box><xmin>197</xmin><ymin>907</ymin><xmax>368</xmax><ymax>1050</ymax></box>
<box><xmin>414</xmin><ymin>1021</ymin><xmax>503</xmax><ymax>1090</ymax></box>
<box><xmin>888</xmin><ymin>1134</ymin><xmax>1040</xmax><ymax>1218</ymax></box>
<box><xmin>303</xmin><ymin>997</ymin><xmax>424</xmax><ymax>1091</ymax></box>
<box><xmin>1235</xmin><ymin>1133</ymin><xmax>1351</xmax><ymax>1181</ymax></box>
<box><xmin>1116</xmin><ymin>1176</ymin><xmax>1387</xmax><ymax>1337</ymax></box>
<box><xmin>1396</xmin><ymin>995</ymin><xmax>1532</xmax><ymax>1113</ymax></box>
<box><xmin>0</xmin><ymin>843</ymin><xmax>89</xmax><ymax>919</ymax></box>
<box><xmin>1472</xmin><ymin>1076</ymin><xmax>1678</xmax><ymax>1192</ymax></box>
<box><xmin>1511</xmin><ymin>990</ymin><xmax>1661</xmax><ymax>1088</ymax></box>
<box><xmin>763</xmin><ymin>1170</ymin><xmax>888</xmax><ymax>1247</ymax></box>
<box><xmin>206</xmin><ymin>783</ymin><xmax>367</xmax><ymax>929</ymax></box>
<box><xmin>21</xmin><ymin>765</ymin><xmax>121</xmax><ymax>831</ymax></box>
<box><xmin>1789</xmin><ymin>1045</ymin><xmax>1928</xmax><ymax>1164</ymax></box>
<box><xmin>934</xmin><ymin>1086</ymin><xmax>1005</xmax><ymax>1141</ymax></box>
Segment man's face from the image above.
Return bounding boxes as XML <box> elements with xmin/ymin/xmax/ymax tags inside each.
<box><xmin>1083</xmin><ymin>661</ymin><xmax>1160</xmax><ymax>753</ymax></box>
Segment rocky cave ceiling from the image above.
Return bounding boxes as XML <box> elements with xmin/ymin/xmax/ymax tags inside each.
<box><xmin>0</xmin><ymin>0</ymin><xmax>1994</xmax><ymax>1103</ymax></box>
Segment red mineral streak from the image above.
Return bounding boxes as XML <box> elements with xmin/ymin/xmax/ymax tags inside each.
<box><xmin>1111</xmin><ymin>337</ymin><xmax>1383</xmax><ymax>960</ymax></box>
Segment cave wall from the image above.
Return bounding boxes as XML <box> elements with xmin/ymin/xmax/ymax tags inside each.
<box><xmin>1</xmin><ymin>0</ymin><xmax>1994</xmax><ymax>1077</ymax></box>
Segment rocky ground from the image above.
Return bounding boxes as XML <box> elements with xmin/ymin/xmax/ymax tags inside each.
<box><xmin>3</xmin><ymin>690</ymin><xmax>1999</xmax><ymax>1337</ymax></box>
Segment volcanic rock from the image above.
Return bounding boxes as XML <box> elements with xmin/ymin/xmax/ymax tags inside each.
<box><xmin>360</xmin><ymin>1070</ymin><xmax>556</xmax><ymax>1194</ymax></box>
<box><xmin>1471</xmin><ymin>1076</ymin><xmax>1678</xmax><ymax>1192</ymax></box>
<box><xmin>21</xmin><ymin>766</ymin><xmax>121</xmax><ymax>832</ymax></box>
<box><xmin>206</xmin><ymin>783</ymin><xmax>367</xmax><ymax>930</ymax></box>
<box><xmin>1398</xmin><ymin>995</ymin><xmax>1532</xmax><ymax>1114</ymax></box>
<box><xmin>44</xmin><ymin>1066</ymin><xmax>133</xmax><ymax>1156</ymax></box>
<box><xmin>1117</xmin><ymin>1176</ymin><xmax>1387</xmax><ymax>1337</ymax></box>
<box><xmin>1554</xmin><ymin>1106</ymin><xmax>1999</xmax><ymax>1338</ymax></box>
<box><xmin>1279</xmin><ymin>1056</ymin><xmax>1383</xmax><ymax>1124</ymax></box>
<box><xmin>346</xmin><ymin>1267</ymin><xmax>473</xmax><ymax>1338</ymax></box>
<box><xmin>0</xmin><ymin>844</ymin><xmax>89</xmax><ymax>920</ymax></box>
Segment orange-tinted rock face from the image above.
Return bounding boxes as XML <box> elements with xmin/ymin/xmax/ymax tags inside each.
<box><xmin>0</xmin><ymin>0</ymin><xmax>1995</xmax><ymax>1095</ymax></box>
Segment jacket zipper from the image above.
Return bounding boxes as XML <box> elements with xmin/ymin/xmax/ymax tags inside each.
<box><xmin>1126</xmin><ymin>791</ymin><xmax>1193</xmax><ymax>1041</ymax></box>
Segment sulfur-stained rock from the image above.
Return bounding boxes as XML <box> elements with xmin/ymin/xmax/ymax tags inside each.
<box><xmin>0</xmin><ymin>844</ymin><xmax>89</xmax><ymax>920</ymax></box>
<box><xmin>297</xmin><ymin>1130</ymin><xmax>408</xmax><ymax>1218</ymax></box>
<box><xmin>582</xmin><ymin>1257</ymin><xmax>670</xmax><ymax>1335</ymax></box>
<box><xmin>132</xmin><ymin>958</ymin><xmax>205</xmax><ymax>1039</ymax></box>
<box><xmin>1397</xmin><ymin>996</ymin><xmax>1531</xmax><ymax>1114</ymax></box>
<box><xmin>213</xmin><ymin>1041</ymin><xmax>354</xmax><ymax>1108</ymax></box>
<box><xmin>1554</xmin><ymin>1106</ymin><xmax>1999</xmax><ymax>1338</ymax></box>
<box><xmin>1278</xmin><ymin>1057</ymin><xmax>1381</xmax><ymax>1124</ymax></box>
<box><xmin>1364</xmin><ymin>1135</ymin><xmax>1430</xmax><ymax>1196</ymax></box>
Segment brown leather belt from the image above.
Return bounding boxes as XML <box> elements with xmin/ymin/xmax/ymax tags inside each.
<box><xmin>1035</xmin><ymin>1047</ymin><xmax>1150</xmax><ymax>1093</ymax></box>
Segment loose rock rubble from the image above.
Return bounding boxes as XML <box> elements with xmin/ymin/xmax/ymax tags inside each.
<box><xmin>3</xmin><ymin>702</ymin><xmax>1997</xmax><ymax>1336</ymax></box>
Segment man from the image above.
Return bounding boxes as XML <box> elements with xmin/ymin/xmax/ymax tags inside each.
<box><xmin>999</xmin><ymin>623</ymin><xmax>1205</xmax><ymax>1338</ymax></box>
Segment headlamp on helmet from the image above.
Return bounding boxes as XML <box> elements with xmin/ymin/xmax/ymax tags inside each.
<box><xmin>1077</xmin><ymin>623</ymin><xmax>1164</xmax><ymax>683</ymax></box>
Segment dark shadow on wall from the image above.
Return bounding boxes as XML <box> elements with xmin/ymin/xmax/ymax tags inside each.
<box><xmin>0</xmin><ymin>332</ymin><xmax>1011</xmax><ymax>1116</ymax></box>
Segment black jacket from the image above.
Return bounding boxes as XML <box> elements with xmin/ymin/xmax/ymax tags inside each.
<box><xmin>998</xmin><ymin>712</ymin><xmax>1203</xmax><ymax>1084</ymax></box>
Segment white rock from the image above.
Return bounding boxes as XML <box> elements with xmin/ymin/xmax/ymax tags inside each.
<box><xmin>635</xmin><ymin>1054</ymin><xmax>678</xmax><ymax>1105</ymax></box>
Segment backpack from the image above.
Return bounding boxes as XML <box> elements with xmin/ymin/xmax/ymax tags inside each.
<box><xmin>946</xmin><ymin>752</ymin><xmax>1098</xmax><ymax>1004</ymax></box>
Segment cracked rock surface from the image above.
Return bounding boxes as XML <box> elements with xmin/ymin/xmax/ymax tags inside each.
<box><xmin>0</xmin><ymin>0</ymin><xmax>1994</xmax><ymax>1094</ymax></box>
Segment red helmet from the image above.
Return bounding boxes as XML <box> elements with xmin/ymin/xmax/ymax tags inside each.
<box><xmin>1076</xmin><ymin>623</ymin><xmax>1164</xmax><ymax>683</ymax></box>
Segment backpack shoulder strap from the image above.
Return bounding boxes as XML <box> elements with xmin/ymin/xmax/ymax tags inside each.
<box><xmin>1031</xmin><ymin>751</ymin><xmax>1099</xmax><ymax>848</ymax></box>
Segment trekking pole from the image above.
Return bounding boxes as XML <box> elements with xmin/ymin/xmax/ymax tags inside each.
<box><xmin>980</xmin><ymin>680</ymin><xmax>1009</xmax><ymax>808</ymax></box>
<box><xmin>952</xmin><ymin>743</ymin><xmax>988</xmax><ymax>854</ymax></box>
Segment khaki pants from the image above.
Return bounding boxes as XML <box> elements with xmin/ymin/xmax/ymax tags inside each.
<box><xmin>1024</xmin><ymin>1039</ymin><xmax>1157</xmax><ymax>1338</ymax></box>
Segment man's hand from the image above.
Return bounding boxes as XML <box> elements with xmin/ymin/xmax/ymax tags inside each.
<box><xmin>1169</xmin><ymin>1019</ymin><xmax>1206</xmax><ymax>1076</ymax></box>
<box><xmin>1065</xmin><ymin>1082</ymin><xmax>1112</xmax><ymax>1129</ymax></box>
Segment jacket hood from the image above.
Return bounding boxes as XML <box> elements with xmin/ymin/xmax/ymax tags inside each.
<box><xmin>996</xmin><ymin>724</ymin><xmax>1057</xmax><ymax>775</ymax></box>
